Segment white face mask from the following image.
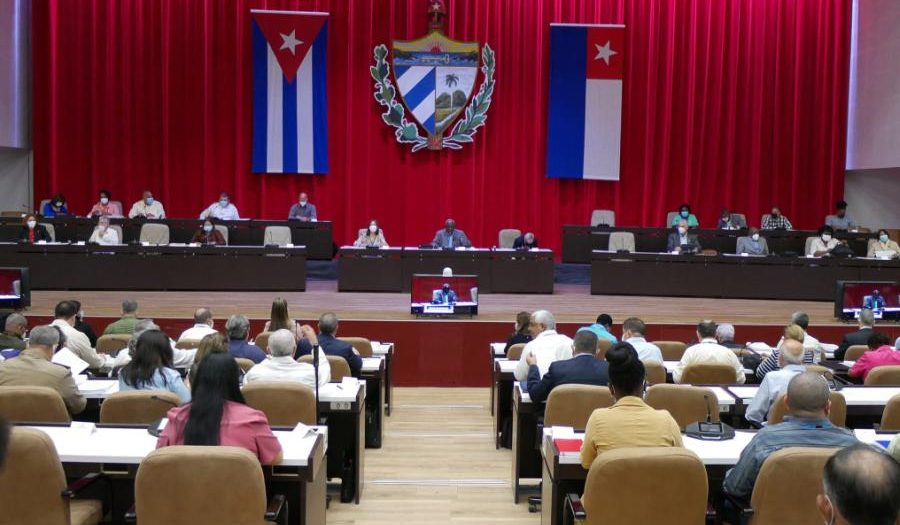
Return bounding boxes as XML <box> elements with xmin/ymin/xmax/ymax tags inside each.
<box><xmin>880</xmin><ymin>234</ymin><xmax>889</xmax><ymax>243</ymax></box>
<box><xmin>100</xmin><ymin>197</ymin><xmax>109</xmax><ymax>205</ymax></box>
<box><xmin>751</xmin><ymin>233</ymin><xmax>760</xmax><ymax>241</ymax></box>
<box><xmin>26</xmin><ymin>220</ymin><xmax>36</xmax><ymax>229</ymax></box>
<box><xmin>369</xmin><ymin>224</ymin><xmax>378</xmax><ymax>233</ymax></box>
<box><xmin>219</xmin><ymin>200</ymin><xmax>229</xmax><ymax>208</ymax></box>
<box><xmin>54</xmin><ymin>201</ymin><xmax>63</xmax><ymax>207</ymax></box>
<box><xmin>822</xmin><ymin>234</ymin><xmax>832</xmax><ymax>242</ymax></box>
<box><xmin>678</xmin><ymin>227</ymin><xmax>687</xmax><ymax>235</ymax></box>
<box><xmin>299</xmin><ymin>200</ymin><xmax>307</xmax><ymax>206</ymax></box>
<box><xmin>203</xmin><ymin>225</ymin><xmax>213</xmax><ymax>232</ymax></box>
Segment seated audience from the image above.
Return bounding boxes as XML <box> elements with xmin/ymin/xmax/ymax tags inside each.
<box><xmin>818</xmin><ymin>444</ymin><xmax>900</xmax><ymax>525</ymax></box>
<box><xmin>503</xmin><ymin>311</ymin><xmax>533</xmax><ymax>356</ymax></box>
<box><xmin>671</xmin><ymin>203</ymin><xmax>699</xmax><ymax>228</ymax></box>
<box><xmin>103</xmin><ymin>299</ymin><xmax>139</xmax><ymax>335</ymax></box>
<box><xmin>199</xmin><ymin>192</ymin><xmax>240</xmax><ymax>221</ymax></box>
<box><xmin>117</xmin><ymin>318</ymin><xmax>197</xmax><ymax>371</ymax></box>
<box><xmin>761</xmin><ymin>206</ymin><xmax>793</xmax><ymax>230</ymax></box>
<box><xmin>673</xmin><ymin>320</ymin><xmax>745</xmax><ymax>384</ymax></box>
<box><xmin>666</xmin><ymin>219</ymin><xmax>702</xmax><ymax>253</ymax></box>
<box><xmin>809</xmin><ymin>225</ymin><xmax>840</xmax><ymax>257</ymax></box>
<box><xmin>431</xmin><ymin>218</ymin><xmax>472</xmax><ymax>248</ymax></box>
<box><xmin>118</xmin><ymin>330</ymin><xmax>191</xmax><ymax>404</ymax></box>
<box><xmin>287</xmin><ymin>192</ymin><xmax>317</xmax><ymax>221</ymax></box>
<box><xmin>17</xmin><ymin>214</ymin><xmax>52</xmax><ymax>243</ymax></box>
<box><xmin>580</xmin><ymin>342</ymin><xmax>682</xmax><ymax>470</ymax></box>
<box><xmin>41</xmin><ymin>193</ymin><xmax>69</xmax><ymax>217</ymax></box>
<box><xmin>353</xmin><ymin>220</ymin><xmax>389</xmax><ymax>248</ymax></box>
<box><xmin>157</xmin><ymin>353</ymin><xmax>282</xmax><ymax>464</ymax></box>
<box><xmin>87</xmin><ymin>189</ymin><xmax>122</xmax><ymax>217</ymax></box>
<box><xmin>305</xmin><ymin>312</ymin><xmax>362</xmax><ymax>377</ymax></box>
<box><xmin>723</xmin><ymin>372</ymin><xmax>857</xmax><ymax>499</ymax></box>
<box><xmin>512</xmin><ymin>232</ymin><xmax>538</xmax><ymax>249</ymax></box>
<box><xmin>128</xmin><ymin>190</ymin><xmax>166</xmax><ymax>219</ymax></box>
<box><xmin>50</xmin><ymin>300</ymin><xmax>115</xmax><ymax>370</ymax></box>
<box><xmin>825</xmin><ymin>200</ymin><xmax>856</xmax><ymax>230</ymax></box>
<box><xmin>526</xmin><ymin>331</ymin><xmax>608</xmax><ymax>404</ymax></box>
<box><xmin>620</xmin><ymin>317</ymin><xmax>663</xmax><ymax>364</ymax></box>
<box><xmin>717</xmin><ymin>209</ymin><xmax>745</xmax><ymax>230</ymax></box>
<box><xmin>177</xmin><ymin>308</ymin><xmax>217</xmax><ymax>343</ymax></box>
<box><xmin>867</xmin><ymin>229</ymin><xmax>900</xmax><ymax>258</ymax></box>
<box><xmin>189</xmin><ymin>332</ymin><xmax>228</xmax><ymax>384</ymax></box>
<box><xmin>835</xmin><ymin>309</ymin><xmax>875</xmax><ymax>360</ymax></box>
<box><xmin>715</xmin><ymin>323</ymin><xmax>743</xmax><ymax>350</ymax></box>
<box><xmin>225</xmin><ymin>315</ymin><xmax>266</xmax><ymax>364</ymax></box>
<box><xmin>88</xmin><ymin>215</ymin><xmax>119</xmax><ymax>245</ymax></box>
<box><xmin>191</xmin><ymin>220</ymin><xmax>226</xmax><ymax>246</ymax></box>
<box><xmin>0</xmin><ymin>313</ymin><xmax>27</xmax><ymax>351</ymax></box>
<box><xmin>0</xmin><ymin>325</ymin><xmax>86</xmax><ymax>414</ymax></box>
<box><xmin>745</xmin><ymin>339</ymin><xmax>806</xmax><ymax>425</ymax></box>
<box><xmin>263</xmin><ymin>297</ymin><xmax>302</xmax><ymax>339</ymax></box>
<box><xmin>514</xmin><ymin>310</ymin><xmax>573</xmax><ymax>381</ymax></box>
<box><xmin>69</xmin><ymin>300</ymin><xmax>98</xmax><ymax>348</ymax></box>
<box><xmin>848</xmin><ymin>333</ymin><xmax>900</xmax><ymax>381</ymax></box>
<box><xmin>756</xmin><ymin>315</ymin><xmax>820</xmax><ymax>379</ymax></box>
<box><xmin>735</xmin><ymin>227</ymin><xmax>769</xmax><ymax>255</ymax></box>
<box><xmin>577</xmin><ymin>313</ymin><xmax>617</xmax><ymax>344</ymax></box>
<box><xmin>243</xmin><ymin>329</ymin><xmax>330</xmax><ymax>388</ymax></box>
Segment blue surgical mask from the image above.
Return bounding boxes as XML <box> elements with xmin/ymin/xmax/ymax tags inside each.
<box><xmin>145</xmin><ymin>197</ymin><xmax>154</xmax><ymax>205</ymax></box>
<box><xmin>219</xmin><ymin>200</ymin><xmax>229</xmax><ymax>208</ymax></box>
<box><xmin>880</xmin><ymin>234</ymin><xmax>889</xmax><ymax>243</ymax></box>
<box><xmin>680</xmin><ymin>210</ymin><xmax>689</xmax><ymax>218</ymax></box>
<box><xmin>203</xmin><ymin>225</ymin><xmax>213</xmax><ymax>232</ymax></box>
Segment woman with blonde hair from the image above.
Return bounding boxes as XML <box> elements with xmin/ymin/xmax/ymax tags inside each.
<box><xmin>755</xmin><ymin>324</ymin><xmax>816</xmax><ymax>379</ymax></box>
<box><xmin>262</xmin><ymin>297</ymin><xmax>301</xmax><ymax>339</ymax></box>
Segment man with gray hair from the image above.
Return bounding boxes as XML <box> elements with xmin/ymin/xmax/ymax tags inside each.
<box><xmin>103</xmin><ymin>299</ymin><xmax>139</xmax><ymax>335</ymax></box>
<box><xmin>723</xmin><ymin>372</ymin><xmax>858</xmax><ymax>500</ymax></box>
<box><xmin>300</xmin><ymin>313</ymin><xmax>362</xmax><ymax>377</ymax></box>
<box><xmin>514</xmin><ymin>310</ymin><xmax>573</xmax><ymax>381</ymax></box>
<box><xmin>715</xmin><ymin>323</ymin><xmax>742</xmax><ymax>351</ymax></box>
<box><xmin>745</xmin><ymin>339</ymin><xmax>806</xmax><ymax>425</ymax></box>
<box><xmin>0</xmin><ymin>325</ymin><xmax>86</xmax><ymax>414</ymax></box>
<box><xmin>177</xmin><ymin>307</ymin><xmax>216</xmax><ymax>344</ymax></box>
<box><xmin>835</xmin><ymin>308</ymin><xmax>876</xmax><ymax>360</ymax></box>
<box><xmin>225</xmin><ymin>314</ymin><xmax>266</xmax><ymax>364</ymax></box>
<box><xmin>243</xmin><ymin>329</ymin><xmax>330</xmax><ymax>388</ymax></box>
<box><xmin>116</xmin><ymin>319</ymin><xmax>197</xmax><ymax>369</ymax></box>
<box><xmin>0</xmin><ymin>313</ymin><xmax>27</xmax><ymax>351</ymax></box>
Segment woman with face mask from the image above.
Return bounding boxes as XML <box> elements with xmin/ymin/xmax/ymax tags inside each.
<box><xmin>88</xmin><ymin>189</ymin><xmax>123</xmax><ymax>217</ymax></box>
<box><xmin>17</xmin><ymin>214</ymin><xmax>52</xmax><ymax>243</ymax></box>
<box><xmin>670</xmin><ymin>203</ymin><xmax>699</xmax><ymax>228</ymax></box>
<box><xmin>353</xmin><ymin>220</ymin><xmax>389</xmax><ymax>248</ymax></box>
<box><xmin>41</xmin><ymin>193</ymin><xmax>69</xmax><ymax>218</ymax></box>
<box><xmin>808</xmin><ymin>225</ymin><xmax>840</xmax><ymax>257</ymax></box>
<box><xmin>191</xmin><ymin>220</ymin><xmax>226</xmax><ymax>246</ymax></box>
<box><xmin>866</xmin><ymin>229</ymin><xmax>900</xmax><ymax>258</ymax></box>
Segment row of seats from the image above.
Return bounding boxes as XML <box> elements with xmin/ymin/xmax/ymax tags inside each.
<box><xmin>595</xmin><ymin>230</ymin><xmax>884</xmax><ymax>254</ymax></box>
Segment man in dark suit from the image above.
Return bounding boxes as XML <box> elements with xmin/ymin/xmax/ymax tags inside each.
<box><xmin>525</xmin><ymin>331</ymin><xmax>609</xmax><ymax>405</ymax></box>
<box><xmin>835</xmin><ymin>308</ymin><xmax>877</xmax><ymax>360</ymax></box>
<box><xmin>431</xmin><ymin>219</ymin><xmax>472</xmax><ymax>248</ymax></box>
<box><xmin>432</xmin><ymin>283</ymin><xmax>457</xmax><ymax>304</ymax></box>
<box><xmin>310</xmin><ymin>312</ymin><xmax>362</xmax><ymax>377</ymax></box>
<box><xmin>512</xmin><ymin>232</ymin><xmax>537</xmax><ymax>249</ymax></box>
<box><xmin>863</xmin><ymin>290</ymin><xmax>886</xmax><ymax>312</ymax></box>
<box><xmin>666</xmin><ymin>219</ymin><xmax>701</xmax><ymax>253</ymax></box>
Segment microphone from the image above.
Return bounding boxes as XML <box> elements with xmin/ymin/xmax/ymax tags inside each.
<box><xmin>684</xmin><ymin>391</ymin><xmax>736</xmax><ymax>441</ymax></box>
<box><xmin>703</xmin><ymin>392</ymin><xmax>713</xmax><ymax>423</ymax></box>
<box><xmin>311</xmin><ymin>343</ymin><xmax>321</xmax><ymax>424</ymax></box>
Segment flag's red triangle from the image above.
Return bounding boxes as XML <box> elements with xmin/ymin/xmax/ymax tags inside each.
<box><xmin>253</xmin><ymin>12</ymin><xmax>326</xmax><ymax>84</ymax></box>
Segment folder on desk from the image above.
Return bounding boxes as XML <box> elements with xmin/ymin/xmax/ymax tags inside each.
<box><xmin>554</xmin><ymin>438</ymin><xmax>584</xmax><ymax>455</ymax></box>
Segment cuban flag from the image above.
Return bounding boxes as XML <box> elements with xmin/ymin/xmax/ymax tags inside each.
<box><xmin>251</xmin><ymin>10</ymin><xmax>328</xmax><ymax>174</ymax></box>
<box><xmin>546</xmin><ymin>24</ymin><xmax>625</xmax><ymax>181</ymax></box>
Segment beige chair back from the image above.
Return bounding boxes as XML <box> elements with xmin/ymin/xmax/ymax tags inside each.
<box><xmin>665</xmin><ymin>211</ymin><xmax>679</xmax><ymax>227</ymax></box>
<box><xmin>768</xmin><ymin>392</ymin><xmax>847</xmax><ymax>427</ymax></box>
<box><xmin>135</xmin><ymin>446</ymin><xmax>268</xmax><ymax>524</ymax></box>
<box><xmin>506</xmin><ymin>343</ymin><xmax>525</xmax><ymax>361</ymax></box>
<box><xmin>96</xmin><ymin>333</ymin><xmax>131</xmax><ymax>355</ymax></box>
<box><xmin>544</xmin><ymin>385</ymin><xmax>614</xmax><ymax>428</ymax></box>
<box><xmin>108</xmin><ymin>224</ymin><xmax>123</xmax><ymax>242</ymax></box>
<box><xmin>299</xmin><ymin>354</ymin><xmax>352</xmax><ymax>381</ymax></box>
<box><xmin>0</xmin><ymin>386</ymin><xmax>70</xmax><ymax>423</ymax></box>
<box><xmin>644</xmin><ymin>361</ymin><xmax>667</xmax><ymax>386</ymax></box>
<box><xmin>653</xmin><ymin>341</ymin><xmax>687</xmax><ymax>361</ymax></box>
<box><xmin>235</xmin><ymin>358</ymin><xmax>256</xmax><ymax>373</ymax></box>
<box><xmin>498</xmin><ymin>229</ymin><xmax>521</xmax><ymax>249</ymax></box>
<box><xmin>731</xmin><ymin>213</ymin><xmax>747</xmax><ymax>227</ymax></box>
<box><xmin>804</xmin><ymin>236</ymin><xmax>817</xmax><ymax>256</ymax></box>
<box><xmin>39</xmin><ymin>223</ymin><xmax>56</xmax><ymax>241</ymax></box>
<box><xmin>880</xmin><ymin>394</ymin><xmax>900</xmax><ymax>431</ymax></box>
<box><xmin>595</xmin><ymin>338</ymin><xmax>612</xmax><ymax>359</ymax></box>
<box><xmin>214</xmin><ymin>224</ymin><xmax>229</xmax><ymax>245</ymax></box>
<box><xmin>175</xmin><ymin>339</ymin><xmax>202</xmax><ymax>350</ymax></box>
<box><xmin>0</xmin><ymin>210</ymin><xmax>25</xmax><ymax>217</ymax></box>
<box><xmin>750</xmin><ymin>447</ymin><xmax>839</xmax><ymax>525</ymax></box>
<box><xmin>243</xmin><ymin>381</ymin><xmax>316</xmax><ymax>426</ymax></box>
<box><xmin>681</xmin><ymin>363</ymin><xmax>736</xmax><ymax>384</ymax></box>
<box><xmin>589</xmin><ymin>209</ymin><xmax>615</xmax><ymax>227</ymax></box>
<box><xmin>139</xmin><ymin>223</ymin><xmax>170</xmax><ymax>245</ymax></box>
<box><xmin>806</xmin><ymin>364</ymin><xmax>834</xmax><ymax>381</ymax></box>
<box><xmin>865</xmin><ymin>365</ymin><xmax>900</xmax><ymax>385</ymax></box>
<box><xmin>608</xmin><ymin>231</ymin><xmax>635</xmax><ymax>252</ymax></box>
<box><xmin>263</xmin><ymin>226</ymin><xmax>292</xmax><ymax>246</ymax></box>
<box><xmin>100</xmin><ymin>390</ymin><xmax>181</xmax><ymax>424</ymax></box>
<box><xmin>253</xmin><ymin>331</ymin><xmax>273</xmax><ymax>352</ymax></box>
<box><xmin>338</xmin><ymin>337</ymin><xmax>373</xmax><ymax>357</ymax></box>
<box><xmin>645</xmin><ymin>384</ymin><xmax>719</xmax><ymax>430</ymax></box>
<box><xmin>844</xmin><ymin>345</ymin><xmax>869</xmax><ymax>362</ymax></box>
<box><xmin>581</xmin><ymin>448</ymin><xmax>707</xmax><ymax>525</ymax></box>
<box><xmin>0</xmin><ymin>428</ymin><xmax>102</xmax><ymax>525</ymax></box>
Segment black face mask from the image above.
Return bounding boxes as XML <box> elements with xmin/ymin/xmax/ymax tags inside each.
<box><xmin>442</xmin><ymin>286</ymin><xmax>450</xmax><ymax>292</ymax></box>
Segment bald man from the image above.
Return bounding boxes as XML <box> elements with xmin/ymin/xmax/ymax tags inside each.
<box><xmin>745</xmin><ymin>339</ymin><xmax>806</xmax><ymax>425</ymax></box>
<box><xmin>176</xmin><ymin>307</ymin><xmax>217</xmax><ymax>343</ymax></box>
<box><xmin>818</xmin><ymin>444</ymin><xmax>900</xmax><ymax>525</ymax></box>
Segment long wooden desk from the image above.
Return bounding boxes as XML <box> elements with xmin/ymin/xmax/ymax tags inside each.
<box><xmin>0</xmin><ymin>217</ymin><xmax>334</xmax><ymax>259</ymax></box>
<box><xmin>0</xmin><ymin>243</ymin><xmax>308</xmax><ymax>291</ymax></box>
<box><xmin>20</xmin><ymin>423</ymin><xmax>327</xmax><ymax>525</ymax></box>
<box><xmin>590</xmin><ymin>250</ymin><xmax>900</xmax><ymax>300</ymax></box>
<box><xmin>564</xmin><ymin>225</ymin><xmax>875</xmax><ymax>264</ymax></box>
<box><xmin>337</xmin><ymin>247</ymin><xmax>555</xmax><ymax>293</ymax></box>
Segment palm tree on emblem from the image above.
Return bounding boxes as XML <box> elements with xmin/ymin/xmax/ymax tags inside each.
<box><xmin>444</xmin><ymin>73</ymin><xmax>459</xmax><ymax>88</ymax></box>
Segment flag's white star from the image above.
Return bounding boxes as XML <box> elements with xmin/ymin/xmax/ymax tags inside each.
<box><xmin>279</xmin><ymin>30</ymin><xmax>303</xmax><ymax>55</ymax></box>
<box><xmin>594</xmin><ymin>41</ymin><xmax>618</xmax><ymax>65</ymax></box>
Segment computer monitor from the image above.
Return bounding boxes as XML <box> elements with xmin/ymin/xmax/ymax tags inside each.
<box><xmin>835</xmin><ymin>280</ymin><xmax>899</xmax><ymax>321</ymax></box>
<box><xmin>0</xmin><ymin>267</ymin><xmax>30</xmax><ymax>309</ymax></box>
<box><xmin>410</xmin><ymin>274</ymin><xmax>478</xmax><ymax>316</ymax></box>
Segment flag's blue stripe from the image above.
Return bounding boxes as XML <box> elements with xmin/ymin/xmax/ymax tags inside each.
<box><xmin>394</xmin><ymin>65</ymin><xmax>409</xmax><ymax>79</ymax></box>
<box><xmin>251</xmin><ymin>21</ymin><xmax>269</xmax><ymax>173</ymax></box>
<box><xmin>312</xmin><ymin>22</ymin><xmax>328</xmax><ymax>174</ymax></box>
<box><xmin>402</xmin><ymin>69</ymin><xmax>435</xmax><ymax>112</ymax></box>
<box><xmin>422</xmin><ymin>114</ymin><xmax>435</xmax><ymax>134</ymax></box>
<box><xmin>546</xmin><ymin>26</ymin><xmax>587</xmax><ymax>179</ymax></box>
<box><xmin>282</xmin><ymin>73</ymin><xmax>298</xmax><ymax>173</ymax></box>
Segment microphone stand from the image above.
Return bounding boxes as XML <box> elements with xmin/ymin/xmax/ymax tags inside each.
<box><xmin>312</xmin><ymin>341</ymin><xmax>320</xmax><ymax>424</ymax></box>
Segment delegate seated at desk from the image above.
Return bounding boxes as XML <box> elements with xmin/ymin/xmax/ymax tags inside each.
<box><xmin>512</xmin><ymin>232</ymin><xmax>537</xmax><ymax>249</ymax></box>
<box><xmin>666</xmin><ymin>220</ymin><xmax>701</xmax><ymax>253</ymax></box>
<box><xmin>808</xmin><ymin>226</ymin><xmax>840</xmax><ymax>257</ymax></box>
<box><xmin>288</xmin><ymin>192</ymin><xmax>317</xmax><ymax>222</ymax></box>
<box><xmin>199</xmin><ymin>192</ymin><xmax>240</xmax><ymax>221</ymax></box>
<box><xmin>128</xmin><ymin>191</ymin><xmax>166</xmax><ymax>219</ymax></box>
<box><xmin>736</xmin><ymin>227</ymin><xmax>769</xmax><ymax>255</ymax></box>
<box><xmin>17</xmin><ymin>215</ymin><xmax>52</xmax><ymax>243</ymax></box>
<box><xmin>863</xmin><ymin>290</ymin><xmax>886</xmax><ymax>312</ymax></box>
<box><xmin>432</xmin><ymin>284</ymin><xmax>457</xmax><ymax>304</ymax></box>
<box><xmin>41</xmin><ymin>193</ymin><xmax>69</xmax><ymax>217</ymax></box>
<box><xmin>431</xmin><ymin>219</ymin><xmax>471</xmax><ymax>248</ymax></box>
<box><xmin>191</xmin><ymin>220</ymin><xmax>226</xmax><ymax>246</ymax></box>
<box><xmin>88</xmin><ymin>215</ymin><xmax>120</xmax><ymax>245</ymax></box>
<box><xmin>88</xmin><ymin>189</ymin><xmax>123</xmax><ymax>217</ymax></box>
<box><xmin>353</xmin><ymin>220</ymin><xmax>389</xmax><ymax>248</ymax></box>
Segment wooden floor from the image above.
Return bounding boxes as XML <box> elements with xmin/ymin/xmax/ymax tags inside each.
<box><xmin>328</xmin><ymin>387</ymin><xmax>538</xmax><ymax>524</ymax></box>
<box><xmin>29</xmin><ymin>281</ymin><xmax>838</xmax><ymax>325</ymax></box>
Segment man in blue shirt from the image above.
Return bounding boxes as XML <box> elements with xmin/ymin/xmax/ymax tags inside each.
<box><xmin>745</xmin><ymin>339</ymin><xmax>806</xmax><ymax>425</ymax></box>
<box><xmin>723</xmin><ymin>372</ymin><xmax>858</xmax><ymax>500</ymax></box>
<box><xmin>225</xmin><ymin>314</ymin><xmax>266</xmax><ymax>364</ymax></box>
<box><xmin>577</xmin><ymin>314</ymin><xmax>617</xmax><ymax>344</ymax></box>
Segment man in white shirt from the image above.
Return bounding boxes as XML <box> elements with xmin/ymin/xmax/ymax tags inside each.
<box><xmin>745</xmin><ymin>339</ymin><xmax>806</xmax><ymax>425</ymax></box>
<box><xmin>200</xmin><ymin>192</ymin><xmax>241</xmax><ymax>221</ymax></box>
<box><xmin>88</xmin><ymin>215</ymin><xmax>119</xmax><ymax>245</ymax></box>
<box><xmin>177</xmin><ymin>308</ymin><xmax>217</xmax><ymax>343</ymax></box>
<box><xmin>673</xmin><ymin>320</ymin><xmax>746</xmax><ymax>384</ymax></box>
<box><xmin>514</xmin><ymin>310</ymin><xmax>573</xmax><ymax>381</ymax></box>
<box><xmin>620</xmin><ymin>317</ymin><xmax>663</xmax><ymax>364</ymax></box>
<box><xmin>128</xmin><ymin>190</ymin><xmax>166</xmax><ymax>219</ymax></box>
<box><xmin>243</xmin><ymin>328</ymin><xmax>330</xmax><ymax>388</ymax></box>
<box><xmin>50</xmin><ymin>301</ymin><xmax>117</xmax><ymax>370</ymax></box>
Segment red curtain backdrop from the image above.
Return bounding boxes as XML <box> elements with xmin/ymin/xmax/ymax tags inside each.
<box><xmin>32</xmin><ymin>0</ymin><xmax>852</xmax><ymax>253</ymax></box>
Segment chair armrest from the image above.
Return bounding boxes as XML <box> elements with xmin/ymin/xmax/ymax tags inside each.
<box><xmin>124</xmin><ymin>504</ymin><xmax>137</xmax><ymax>523</ymax></box>
<box><xmin>565</xmin><ymin>493</ymin><xmax>587</xmax><ymax>523</ymax></box>
<box><xmin>747</xmin><ymin>420</ymin><xmax>763</xmax><ymax>430</ymax></box>
<box><xmin>265</xmin><ymin>494</ymin><xmax>286</xmax><ymax>522</ymax></box>
<box><xmin>724</xmin><ymin>491</ymin><xmax>754</xmax><ymax>518</ymax></box>
<box><xmin>62</xmin><ymin>473</ymin><xmax>102</xmax><ymax>498</ymax></box>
